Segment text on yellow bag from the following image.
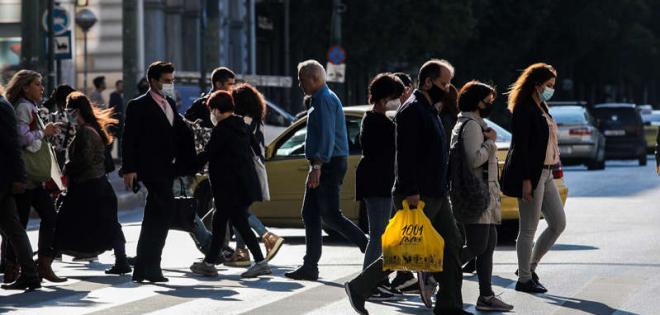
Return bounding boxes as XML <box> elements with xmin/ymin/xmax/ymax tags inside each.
<box><xmin>381</xmin><ymin>200</ymin><xmax>444</xmax><ymax>272</ymax></box>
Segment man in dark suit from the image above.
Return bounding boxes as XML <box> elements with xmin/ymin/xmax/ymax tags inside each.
<box><xmin>0</xmin><ymin>93</ymin><xmax>41</xmax><ymax>290</ymax></box>
<box><xmin>122</xmin><ymin>61</ymin><xmax>195</xmax><ymax>283</ymax></box>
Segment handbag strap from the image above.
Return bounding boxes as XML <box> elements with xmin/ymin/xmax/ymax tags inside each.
<box><xmin>457</xmin><ymin>118</ymin><xmax>489</xmax><ymax>177</ymax></box>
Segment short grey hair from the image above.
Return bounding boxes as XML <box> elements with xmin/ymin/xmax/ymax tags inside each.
<box><xmin>297</xmin><ymin>59</ymin><xmax>326</xmax><ymax>82</ymax></box>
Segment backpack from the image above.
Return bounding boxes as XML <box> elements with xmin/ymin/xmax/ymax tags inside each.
<box><xmin>449</xmin><ymin>119</ymin><xmax>490</xmax><ymax>221</ymax></box>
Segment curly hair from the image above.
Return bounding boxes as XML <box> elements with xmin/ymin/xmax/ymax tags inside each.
<box><xmin>232</xmin><ymin>83</ymin><xmax>267</xmax><ymax>121</ymax></box>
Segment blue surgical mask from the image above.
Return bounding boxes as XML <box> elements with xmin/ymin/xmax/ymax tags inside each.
<box><xmin>540</xmin><ymin>87</ymin><xmax>554</xmax><ymax>102</ymax></box>
<box><xmin>65</xmin><ymin>108</ymin><xmax>77</xmax><ymax>124</ymax></box>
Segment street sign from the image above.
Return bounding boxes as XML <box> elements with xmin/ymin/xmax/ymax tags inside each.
<box><xmin>327</xmin><ymin>45</ymin><xmax>346</xmax><ymax>65</ymax></box>
<box><xmin>42</xmin><ymin>6</ymin><xmax>71</xmax><ymax>35</ymax></box>
<box><xmin>326</xmin><ymin>62</ymin><xmax>346</xmax><ymax>83</ymax></box>
<box><xmin>54</xmin><ymin>31</ymin><xmax>72</xmax><ymax>60</ymax></box>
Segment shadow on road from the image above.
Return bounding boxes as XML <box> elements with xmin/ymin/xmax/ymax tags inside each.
<box><xmin>494</xmin><ymin>243</ymin><xmax>599</xmax><ymax>252</ymax></box>
<box><xmin>543</xmin><ymin>294</ymin><xmax>640</xmax><ymax>315</ymax></box>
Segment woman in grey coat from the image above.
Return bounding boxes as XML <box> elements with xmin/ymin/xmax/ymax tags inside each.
<box><xmin>450</xmin><ymin>81</ymin><xmax>513</xmax><ymax>312</ymax></box>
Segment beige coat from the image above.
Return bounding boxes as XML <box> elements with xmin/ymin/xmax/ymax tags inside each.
<box><xmin>449</xmin><ymin>112</ymin><xmax>501</xmax><ymax>225</ymax></box>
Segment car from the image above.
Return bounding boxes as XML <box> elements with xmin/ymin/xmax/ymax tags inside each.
<box><xmin>549</xmin><ymin>106</ymin><xmax>606</xmax><ymax>170</ymax></box>
<box><xmin>591</xmin><ymin>103</ymin><xmax>647</xmax><ymax>166</ymax></box>
<box><xmin>642</xmin><ymin>110</ymin><xmax>660</xmax><ymax>153</ymax></box>
<box><xmin>243</xmin><ymin>105</ymin><xmax>568</xmax><ymax>240</ymax></box>
<box><xmin>548</xmin><ymin>101</ymin><xmax>589</xmax><ymax>108</ymax></box>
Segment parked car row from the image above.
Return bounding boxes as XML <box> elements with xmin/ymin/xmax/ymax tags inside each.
<box><xmin>548</xmin><ymin>102</ymin><xmax>650</xmax><ymax>167</ymax></box>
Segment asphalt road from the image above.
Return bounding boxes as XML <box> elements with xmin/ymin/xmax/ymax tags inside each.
<box><xmin>1</xmin><ymin>158</ymin><xmax>659</xmax><ymax>315</ymax></box>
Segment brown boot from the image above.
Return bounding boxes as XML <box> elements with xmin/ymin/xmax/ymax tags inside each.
<box><xmin>37</xmin><ymin>256</ymin><xmax>67</xmax><ymax>283</ymax></box>
<box><xmin>223</xmin><ymin>248</ymin><xmax>251</xmax><ymax>267</ymax></box>
<box><xmin>3</xmin><ymin>262</ymin><xmax>20</xmax><ymax>284</ymax></box>
<box><xmin>262</xmin><ymin>232</ymin><xmax>284</xmax><ymax>262</ymax></box>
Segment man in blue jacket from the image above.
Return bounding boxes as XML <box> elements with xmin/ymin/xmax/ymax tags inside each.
<box><xmin>344</xmin><ymin>59</ymin><xmax>470</xmax><ymax>315</ymax></box>
<box><xmin>285</xmin><ymin>60</ymin><xmax>368</xmax><ymax>281</ymax></box>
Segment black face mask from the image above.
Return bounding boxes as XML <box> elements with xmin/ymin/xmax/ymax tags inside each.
<box><xmin>479</xmin><ymin>102</ymin><xmax>494</xmax><ymax>118</ymax></box>
<box><xmin>427</xmin><ymin>82</ymin><xmax>446</xmax><ymax>104</ymax></box>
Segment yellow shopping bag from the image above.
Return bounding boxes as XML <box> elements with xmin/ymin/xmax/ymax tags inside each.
<box><xmin>381</xmin><ymin>200</ymin><xmax>445</xmax><ymax>272</ymax></box>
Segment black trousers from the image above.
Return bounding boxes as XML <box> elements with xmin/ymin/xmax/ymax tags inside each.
<box><xmin>4</xmin><ymin>184</ymin><xmax>57</xmax><ymax>260</ymax></box>
<box><xmin>349</xmin><ymin>195</ymin><xmax>464</xmax><ymax>314</ymax></box>
<box><xmin>460</xmin><ymin>224</ymin><xmax>497</xmax><ymax>297</ymax></box>
<box><xmin>205</xmin><ymin>202</ymin><xmax>264</xmax><ymax>264</ymax></box>
<box><xmin>0</xmin><ymin>186</ymin><xmax>38</xmax><ymax>278</ymax></box>
<box><xmin>133</xmin><ymin>179</ymin><xmax>175</xmax><ymax>276</ymax></box>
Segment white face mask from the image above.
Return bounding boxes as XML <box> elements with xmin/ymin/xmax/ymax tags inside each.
<box><xmin>385</xmin><ymin>98</ymin><xmax>402</xmax><ymax>111</ymax></box>
<box><xmin>161</xmin><ymin>83</ymin><xmax>175</xmax><ymax>99</ymax></box>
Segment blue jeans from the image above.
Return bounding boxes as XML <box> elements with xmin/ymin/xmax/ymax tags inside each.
<box><xmin>362</xmin><ymin>197</ymin><xmax>393</xmax><ymax>269</ymax></box>
<box><xmin>235</xmin><ymin>211</ymin><xmax>268</xmax><ymax>248</ymax></box>
<box><xmin>301</xmin><ymin>156</ymin><xmax>368</xmax><ymax>270</ymax></box>
<box><xmin>190</xmin><ymin>214</ymin><xmax>212</xmax><ymax>253</ymax></box>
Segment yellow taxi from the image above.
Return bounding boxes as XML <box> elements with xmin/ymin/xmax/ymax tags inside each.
<box><xmin>247</xmin><ymin>105</ymin><xmax>568</xmax><ymax>238</ymax></box>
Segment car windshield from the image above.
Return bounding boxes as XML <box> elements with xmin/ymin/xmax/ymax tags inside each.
<box><xmin>484</xmin><ymin>119</ymin><xmax>512</xmax><ymax>143</ymax></box>
<box><xmin>593</xmin><ymin>108</ymin><xmax>640</xmax><ymax>124</ymax></box>
<box><xmin>550</xmin><ymin>108</ymin><xmax>588</xmax><ymax>125</ymax></box>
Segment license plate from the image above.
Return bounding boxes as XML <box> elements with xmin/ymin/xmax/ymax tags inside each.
<box><xmin>604</xmin><ymin>130</ymin><xmax>625</xmax><ymax>136</ymax></box>
<box><xmin>559</xmin><ymin>146</ymin><xmax>572</xmax><ymax>154</ymax></box>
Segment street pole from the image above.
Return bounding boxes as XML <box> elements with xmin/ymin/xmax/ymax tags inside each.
<box><xmin>83</xmin><ymin>31</ymin><xmax>88</xmax><ymax>94</ymax></box>
<box><xmin>199</xmin><ymin>3</ymin><xmax>207</xmax><ymax>92</ymax></box>
<box><xmin>75</xmin><ymin>9</ymin><xmax>97</xmax><ymax>94</ymax></box>
<box><xmin>283</xmin><ymin>0</ymin><xmax>291</xmax><ymax>111</ymax></box>
<box><xmin>123</xmin><ymin>0</ymin><xmax>138</xmax><ymax>103</ymax></box>
<box><xmin>330</xmin><ymin>0</ymin><xmax>345</xmax><ymax>103</ymax></box>
<box><xmin>47</xmin><ymin>0</ymin><xmax>55</xmax><ymax>95</ymax></box>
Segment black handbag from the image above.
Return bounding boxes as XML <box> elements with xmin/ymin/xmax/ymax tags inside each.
<box><xmin>449</xmin><ymin>119</ymin><xmax>491</xmax><ymax>221</ymax></box>
<box><xmin>170</xmin><ymin>178</ymin><xmax>198</xmax><ymax>232</ymax></box>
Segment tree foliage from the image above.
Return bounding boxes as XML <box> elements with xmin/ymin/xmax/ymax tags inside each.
<box><xmin>288</xmin><ymin>0</ymin><xmax>660</xmax><ymax>124</ymax></box>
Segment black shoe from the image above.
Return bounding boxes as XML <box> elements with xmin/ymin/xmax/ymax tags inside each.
<box><xmin>368</xmin><ymin>289</ymin><xmax>397</xmax><ymax>302</ymax></box>
<box><xmin>344</xmin><ymin>282</ymin><xmax>369</xmax><ymax>315</ymax></box>
<box><xmin>462</xmin><ymin>259</ymin><xmax>477</xmax><ymax>274</ymax></box>
<box><xmin>432</xmin><ymin>310</ymin><xmax>473</xmax><ymax>315</ymax></box>
<box><xmin>1</xmin><ymin>275</ymin><xmax>41</xmax><ymax>291</ymax></box>
<box><xmin>391</xmin><ymin>271</ymin><xmax>417</xmax><ymax>291</ymax></box>
<box><xmin>515</xmin><ymin>279</ymin><xmax>547</xmax><ymax>293</ymax></box>
<box><xmin>284</xmin><ymin>266</ymin><xmax>318</xmax><ymax>281</ymax></box>
<box><xmin>132</xmin><ymin>271</ymin><xmax>169</xmax><ymax>283</ymax></box>
<box><xmin>105</xmin><ymin>256</ymin><xmax>132</xmax><ymax>275</ymax></box>
<box><xmin>514</xmin><ymin>269</ymin><xmax>539</xmax><ymax>282</ymax></box>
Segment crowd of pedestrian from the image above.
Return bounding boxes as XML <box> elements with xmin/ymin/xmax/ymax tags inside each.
<box><xmin>0</xmin><ymin>56</ymin><xmax>603</xmax><ymax>315</ymax></box>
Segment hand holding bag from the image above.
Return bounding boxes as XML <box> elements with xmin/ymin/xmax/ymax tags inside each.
<box><xmin>382</xmin><ymin>200</ymin><xmax>445</xmax><ymax>272</ymax></box>
<box><xmin>170</xmin><ymin>178</ymin><xmax>198</xmax><ymax>232</ymax></box>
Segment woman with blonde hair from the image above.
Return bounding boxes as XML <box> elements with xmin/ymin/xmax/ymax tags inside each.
<box><xmin>3</xmin><ymin>70</ymin><xmax>65</xmax><ymax>284</ymax></box>
<box><xmin>54</xmin><ymin>92</ymin><xmax>131</xmax><ymax>275</ymax></box>
<box><xmin>500</xmin><ymin>63</ymin><xmax>566</xmax><ymax>293</ymax></box>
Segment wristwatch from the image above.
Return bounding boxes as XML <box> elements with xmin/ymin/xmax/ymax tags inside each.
<box><xmin>311</xmin><ymin>164</ymin><xmax>322</xmax><ymax>170</ymax></box>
